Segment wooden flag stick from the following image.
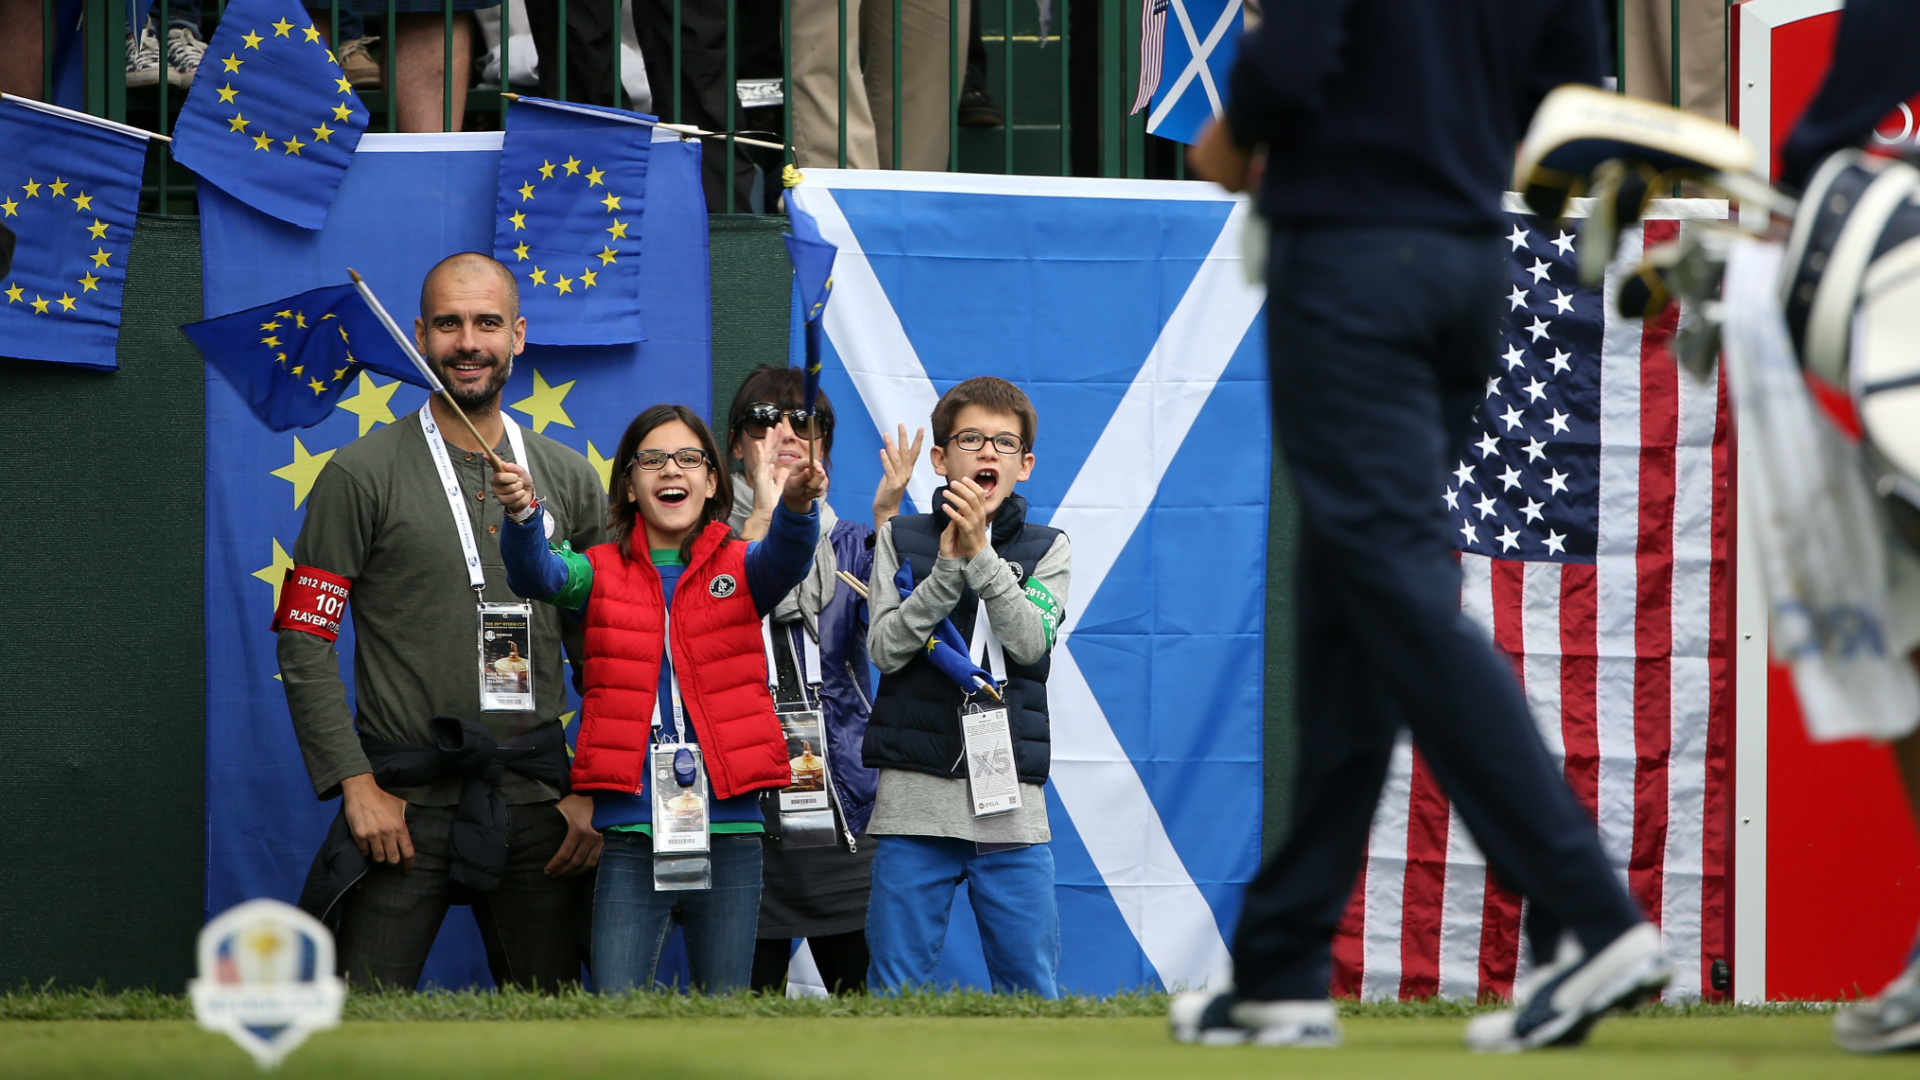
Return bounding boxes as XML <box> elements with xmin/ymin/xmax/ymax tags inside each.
<box><xmin>347</xmin><ymin>268</ymin><xmax>507</xmax><ymax>473</ymax></box>
<box><xmin>833</xmin><ymin>569</ymin><xmax>869</xmax><ymax>600</ymax></box>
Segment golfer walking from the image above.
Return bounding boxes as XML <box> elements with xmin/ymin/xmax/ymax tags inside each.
<box><xmin>1177</xmin><ymin>0</ymin><xmax>1670</xmax><ymax>1050</ymax></box>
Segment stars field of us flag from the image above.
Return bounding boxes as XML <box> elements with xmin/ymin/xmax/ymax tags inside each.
<box><xmin>181</xmin><ymin>283</ymin><xmax>426</xmax><ymax>431</ymax></box>
<box><xmin>171</xmin><ymin>0</ymin><xmax>368</xmax><ymax>230</ymax></box>
<box><xmin>0</xmin><ymin>96</ymin><xmax>151</xmax><ymax>370</ymax></box>
<box><xmin>494</xmin><ymin>96</ymin><xmax>653</xmax><ymax>345</ymax></box>
<box><xmin>1332</xmin><ymin>198</ymin><xmax>1734</xmax><ymax>1003</ymax></box>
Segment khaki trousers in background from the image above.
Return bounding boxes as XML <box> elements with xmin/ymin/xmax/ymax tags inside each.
<box><xmin>1621</xmin><ymin>0</ymin><xmax>1727</xmax><ymax>122</ymax></box>
<box><xmin>791</xmin><ymin>0</ymin><xmax>971</xmax><ymax>171</ymax></box>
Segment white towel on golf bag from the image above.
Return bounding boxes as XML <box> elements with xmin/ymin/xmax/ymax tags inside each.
<box><xmin>1721</xmin><ymin>238</ymin><xmax>1920</xmax><ymax>741</ymax></box>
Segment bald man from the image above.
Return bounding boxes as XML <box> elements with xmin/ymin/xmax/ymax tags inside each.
<box><xmin>280</xmin><ymin>252</ymin><xmax>609</xmax><ymax>991</ymax></box>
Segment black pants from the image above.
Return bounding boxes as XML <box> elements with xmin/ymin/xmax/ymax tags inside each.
<box><xmin>630</xmin><ymin>0</ymin><xmax>769</xmax><ymax>213</ymax></box>
<box><xmin>333</xmin><ymin>802</ymin><xmax>593</xmax><ymax>991</ymax></box>
<box><xmin>750</xmin><ymin>930</ymin><xmax>870</xmax><ymax>995</ymax></box>
<box><xmin>1231</xmin><ymin>226</ymin><xmax>1644</xmax><ymax>1001</ymax></box>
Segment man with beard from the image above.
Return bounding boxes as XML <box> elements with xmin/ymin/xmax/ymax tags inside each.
<box><xmin>277</xmin><ymin>252</ymin><xmax>607</xmax><ymax>990</ymax></box>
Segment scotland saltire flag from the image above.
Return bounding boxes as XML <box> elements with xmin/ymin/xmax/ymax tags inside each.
<box><xmin>1131</xmin><ymin>0</ymin><xmax>1243</xmax><ymax>145</ymax></box>
<box><xmin>0</xmin><ymin>96</ymin><xmax>150</xmax><ymax>370</ymax></box>
<box><xmin>171</xmin><ymin>0</ymin><xmax>369</xmax><ymax>229</ymax></box>
<box><xmin>1333</xmin><ymin>199</ymin><xmax>1735</xmax><ymax>1002</ymax></box>
<box><xmin>494</xmin><ymin>96</ymin><xmax>654</xmax><ymax>345</ymax></box>
<box><xmin>785</xmin><ymin>196</ymin><xmax>836</xmax><ymax>410</ymax></box>
<box><xmin>182</xmin><ymin>283</ymin><xmax>425</xmax><ymax>431</ymax></box>
<box><xmin>789</xmin><ymin>171</ymin><xmax>1267</xmax><ymax>993</ymax></box>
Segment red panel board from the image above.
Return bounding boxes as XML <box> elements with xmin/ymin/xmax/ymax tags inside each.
<box><xmin>1766</xmin><ymin>665</ymin><xmax>1920</xmax><ymax>999</ymax></box>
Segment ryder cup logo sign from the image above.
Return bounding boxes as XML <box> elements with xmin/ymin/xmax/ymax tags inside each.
<box><xmin>190</xmin><ymin>899</ymin><xmax>345</xmax><ymax>1069</ymax></box>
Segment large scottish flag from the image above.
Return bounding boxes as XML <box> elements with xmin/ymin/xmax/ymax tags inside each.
<box><xmin>788</xmin><ymin>171</ymin><xmax>1268</xmax><ymax>992</ymax></box>
<box><xmin>200</xmin><ymin>129</ymin><xmax>710</xmax><ymax>990</ymax></box>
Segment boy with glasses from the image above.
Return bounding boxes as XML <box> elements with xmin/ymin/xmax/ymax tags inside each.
<box><xmin>862</xmin><ymin>376</ymin><xmax>1071</xmax><ymax>997</ymax></box>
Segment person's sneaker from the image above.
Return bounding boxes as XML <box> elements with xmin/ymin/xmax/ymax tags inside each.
<box><xmin>957</xmin><ymin>87</ymin><xmax>1004</xmax><ymax>129</ymax></box>
<box><xmin>339</xmin><ymin>36</ymin><xmax>382</xmax><ymax>89</ymax></box>
<box><xmin>1465</xmin><ymin>923</ymin><xmax>1671</xmax><ymax>1052</ymax></box>
<box><xmin>125</xmin><ymin>21</ymin><xmax>162</xmax><ymax>89</ymax></box>
<box><xmin>1833</xmin><ymin>953</ymin><xmax>1920</xmax><ymax>1053</ymax></box>
<box><xmin>1169</xmin><ymin>990</ymin><xmax>1342</xmax><ymax>1047</ymax></box>
<box><xmin>164</xmin><ymin>24</ymin><xmax>207</xmax><ymax>89</ymax></box>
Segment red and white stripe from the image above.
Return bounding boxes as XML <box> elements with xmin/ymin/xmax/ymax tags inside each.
<box><xmin>1331</xmin><ymin>216</ymin><xmax>1731</xmax><ymax>1002</ymax></box>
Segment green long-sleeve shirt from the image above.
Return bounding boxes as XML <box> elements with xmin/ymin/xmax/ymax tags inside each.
<box><xmin>276</xmin><ymin>409</ymin><xmax>606</xmax><ymax>806</ymax></box>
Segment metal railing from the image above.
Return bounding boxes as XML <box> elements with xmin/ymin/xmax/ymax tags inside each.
<box><xmin>25</xmin><ymin>0</ymin><xmax>1701</xmax><ymax>217</ymax></box>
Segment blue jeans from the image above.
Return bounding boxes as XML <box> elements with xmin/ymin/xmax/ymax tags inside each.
<box><xmin>866</xmin><ymin>835</ymin><xmax>1059</xmax><ymax>997</ymax></box>
<box><xmin>592</xmin><ymin>831</ymin><xmax>763</xmax><ymax>994</ymax></box>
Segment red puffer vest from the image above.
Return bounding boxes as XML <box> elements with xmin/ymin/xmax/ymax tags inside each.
<box><xmin>570</xmin><ymin>520</ymin><xmax>788</xmax><ymax>800</ymax></box>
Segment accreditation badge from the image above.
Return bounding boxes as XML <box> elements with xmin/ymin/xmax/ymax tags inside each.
<box><xmin>477</xmin><ymin>602</ymin><xmax>535</xmax><ymax>712</ymax></box>
<box><xmin>650</xmin><ymin>742</ymin><xmax>713</xmax><ymax>891</ymax></box>
<box><xmin>774</xmin><ymin>707</ymin><xmax>837</xmax><ymax>848</ymax></box>
<box><xmin>962</xmin><ymin>700</ymin><xmax>1022</xmax><ymax>817</ymax></box>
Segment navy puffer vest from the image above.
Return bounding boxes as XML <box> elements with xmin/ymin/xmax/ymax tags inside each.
<box><xmin>862</xmin><ymin>493</ymin><xmax>1061</xmax><ymax>785</ymax></box>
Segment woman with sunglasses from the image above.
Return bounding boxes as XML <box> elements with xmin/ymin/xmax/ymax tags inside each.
<box><xmin>491</xmin><ymin>403</ymin><xmax>827</xmax><ymax>994</ymax></box>
<box><xmin>724</xmin><ymin>365</ymin><xmax>924</xmax><ymax>995</ymax></box>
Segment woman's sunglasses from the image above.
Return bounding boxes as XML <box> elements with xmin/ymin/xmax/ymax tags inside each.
<box><xmin>734</xmin><ymin>401</ymin><xmax>832</xmax><ymax>439</ymax></box>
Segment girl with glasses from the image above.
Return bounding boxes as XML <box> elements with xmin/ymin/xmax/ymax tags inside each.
<box><xmin>492</xmin><ymin>402</ymin><xmax>826</xmax><ymax>994</ymax></box>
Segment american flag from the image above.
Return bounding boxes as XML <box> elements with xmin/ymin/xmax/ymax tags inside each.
<box><xmin>1330</xmin><ymin>200</ymin><xmax>1733</xmax><ymax>1002</ymax></box>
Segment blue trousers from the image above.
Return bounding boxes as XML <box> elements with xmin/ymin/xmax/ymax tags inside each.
<box><xmin>592</xmin><ymin>831</ymin><xmax>762</xmax><ymax>994</ymax></box>
<box><xmin>1231</xmin><ymin>227</ymin><xmax>1644</xmax><ymax>1001</ymax></box>
<box><xmin>866</xmin><ymin>835</ymin><xmax>1059</xmax><ymax>997</ymax></box>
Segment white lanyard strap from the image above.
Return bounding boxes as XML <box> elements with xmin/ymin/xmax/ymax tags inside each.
<box><xmin>418</xmin><ymin>403</ymin><xmax>532</xmax><ymax>593</ymax></box>
<box><xmin>761</xmin><ymin>616</ymin><xmax>780</xmax><ymax>691</ymax></box>
<box><xmin>969</xmin><ymin>599</ymin><xmax>1008</xmax><ymax>682</ymax></box>
<box><xmin>653</xmin><ymin>610</ymin><xmax>688</xmax><ymax>742</ymax></box>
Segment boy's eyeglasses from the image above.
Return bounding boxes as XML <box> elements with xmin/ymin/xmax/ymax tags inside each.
<box><xmin>945</xmin><ymin>430</ymin><xmax>1025</xmax><ymax>455</ymax></box>
<box><xmin>736</xmin><ymin>401</ymin><xmax>832</xmax><ymax>439</ymax></box>
<box><xmin>631</xmin><ymin>448</ymin><xmax>710</xmax><ymax>471</ymax></box>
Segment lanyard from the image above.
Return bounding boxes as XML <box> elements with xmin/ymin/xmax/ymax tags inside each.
<box><xmin>419</xmin><ymin>403</ymin><xmax>531</xmax><ymax>593</ymax></box>
<box><xmin>969</xmin><ymin>600</ymin><xmax>1008</xmax><ymax>682</ymax></box>
<box><xmin>762</xmin><ymin>616</ymin><xmax>824</xmax><ymax>708</ymax></box>
<box><xmin>654</xmin><ymin>610</ymin><xmax>689</xmax><ymax>743</ymax></box>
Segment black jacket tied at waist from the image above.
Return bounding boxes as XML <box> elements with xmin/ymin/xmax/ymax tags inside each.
<box><xmin>298</xmin><ymin>717</ymin><xmax>570</xmax><ymax>925</ymax></box>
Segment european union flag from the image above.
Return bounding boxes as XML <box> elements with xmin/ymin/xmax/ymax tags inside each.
<box><xmin>494</xmin><ymin>96</ymin><xmax>653</xmax><ymax>346</ymax></box>
<box><xmin>183</xmin><ymin>283</ymin><xmax>426</xmax><ymax>431</ymax></box>
<box><xmin>895</xmin><ymin>563</ymin><xmax>998</xmax><ymax>696</ymax></box>
<box><xmin>0</xmin><ymin>97</ymin><xmax>151</xmax><ymax>370</ymax></box>
<box><xmin>785</xmin><ymin>198</ymin><xmax>837</xmax><ymax>410</ymax></box>
<box><xmin>170</xmin><ymin>0</ymin><xmax>369</xmax><ymax>229</ymax></box>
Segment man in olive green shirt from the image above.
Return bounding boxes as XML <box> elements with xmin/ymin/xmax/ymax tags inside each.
<box><xmin>278</xmin><ymin>252</ymin><xmax>605</xmax><ymax>990</ymax></box>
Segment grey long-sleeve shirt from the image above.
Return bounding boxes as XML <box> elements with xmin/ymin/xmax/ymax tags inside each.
<box><xmin>864</xmin><ymin>517</ymin><xmax>1071</xmax><ymax>843</ymax></box>
<box><xmin>276</xmin><ymin>410</ymin><xmax>606</xmax><ymax>806</ymax></box>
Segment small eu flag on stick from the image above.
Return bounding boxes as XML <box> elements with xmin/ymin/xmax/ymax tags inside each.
<box><xmin>494</xmin><ymin>95</ymin><xmax>654</xmax><ymax>346</ymax></box>
<box><xmin>182</xmin><ymin>282</ymin><xmax>424</xmax><ymax>431</ymax></box>
<box><xmin>0</xmin><ymin>94</ymin><xmax>153</xmax><ymax>370</ymax></box>
<box><xmin>171</xmin><ymin>0</ymin><xmax>370</xmax><ymax>229</ymax></box>
<box><xmin>784</xmin><ymin>196</ymin><xmax>837</xmax><ymax>466</ymax></box>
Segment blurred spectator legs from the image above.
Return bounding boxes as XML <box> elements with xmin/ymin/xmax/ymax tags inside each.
<box><xmin>162</xmin><ymin>1</ymin><xmax>207</xmax><ymax>88</ymax></box>
<box><xmin>0</xmin><ymin>0</ymin><xmax>40</xmax><ymax>100</ymax></box>
<box><xmin>1621</xmin><ymin>0</ymin><xmax>1726</xmax><ymax>121</ymax></box>
<box><xmin>790</xmin><ymin>0</ymin><xmax>878</xmax><ymax>169</ymax></box>
<box><xmin>862</xmin><ymin>0</ymin><xmax>970</xmax><ymax>170</ymax></box>
<box><xmin>956</xmin><ymin>0</ymin><xmax>1002</xmax><ymax>130</ymax></box>
<box><xmin>390</xmin><ymin>11</ymin><xmax>474</xmax><ymax>131</ymax></box>
<box><xmin>632</xmin><ymin>0</ymin><xmax>760</xmax><ymax>211</ymax></box>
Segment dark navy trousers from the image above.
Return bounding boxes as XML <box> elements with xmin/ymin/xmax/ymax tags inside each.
<box><xmin>1232</xmin><ymin>226</ymin><xmax>1643</xmax><ymax>1001</ymax></box>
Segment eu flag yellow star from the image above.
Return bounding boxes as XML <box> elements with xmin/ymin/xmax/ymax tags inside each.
<box><xmin>70</xmin><ymin>192</ymin><xmax>90</xmax><ymax>211</ymax></box>
<box><xmin>586</xmin><ymin>440</ymin><xmax>615</xmax><ymax>493</ymax></box>
<box><xmin>217</xmin><ymin>83</ymin><xmax>238</xmax><ymax>102</ymax></box>
<box><xmin>21</xmin><ymin>178</ymin><xmax>40</xmax><ymax>197</ymax></box>
<box><xmin>334</xmin><ymin>75</ymin><xmax>353</xmax><ymax>93</ymax></box>
<box><xmin>585</xmin><ymin>167</ymin><xmax>604</xmax><ymax>187</ymax></box>
<box><xmin>605</xmin><ymin>220</ymin><xmax>628</xmax><ymax>239</ymax></box>
<box><xmin>332</xmin><ymin>102</ymin><xmax>352</xmax><ymax>122</ymax></box>
<box><xmin>4</xmin><ymin>283</ymin><xmax>21</xmax><ymax>302</ymax></box>
<box><xmin>511</xmin><ymin>369</ymin><xmax>577</xmax><ymax>433</ymax></box>
<box><xmin>47</xmin><ymin>177</ymin><xmax>67</xmax><ymax>196</ymax></box>
<box><xmin>509</xmin><ymin>210</ymin><xmax>526</xmax><ymax>230</ymax></box>
<box><xmin>30</xmin><ymin>295</ymin><xmax>49</xmax><ymax>313</ymax></box>
<box><xmin>228</xmin><ymin>112</ymin><xmax>250</xmax><ymax>132</ymax></box>
<box><xmin>310</xmin><ymin>122</ymin><xmax>335</xmax><ymax>142</ymax></box>
<box><xmin>222</xmin><ymin>53</ymin><xmax>244</xmax><ymax>72</ymax></box>
<box><xmin>528</xmin><ymin>267</ymin><xmax>547</xmax><ymax>286</ymax></box>
<box><xmin>86</xmin><ymin>218</ymin><xmax>108</xmax><ymax>239</ymax></box>
<box><xmin>0</xmin><ymin>197</ymin><xmax>15</xmax><ymax>217</ymax></box>
<box><xmin>554</xmin><ymin>274</ymin><xmax>573</xmax><ymax>295</ymax></box>
<box><xmin>242</xmin><ymin>29</ymin><xmax>264</xmax><ymax>48</ymax></box>
<box><xmin>56</xmin><ymin>293</ymin><xmax>75</xmax><ymax>311</ymax></box>
<box><xmin>303</xmin><ymin>25</ymin><xmax>322</xmax><ymax>42</ymax></box>
<box><xmin>282</xmin><ymin>135</ymin><xmax>306</xmax><ymax>155</ymax></box>
<box><xmin>78</xmin><ymin>273</ymin><xmax>100</xmax><ymax>292</ymax></box>
<box><xmin>336</xmin><ymin>370</ymin><xmax>400</xmax><ymax>436</ymax></box>
<box><xmin>517</xmin><ymin>181</ymin><xmax>537</xmax><ymax>201</ymax></box>
<box><xmin>601</xmin><ymin>193</ymin><xmax>621</xmax><ymax>211</ymax></box>
<box><xmin>89</xmin><ymin>248</ymin><xmax>111</xmax><ymax>268</ymax></box>
<box><xmin>580</xmin><ymin>269</ymin><xmax>598</xmax><ymax>288</ymax></box>
<box><xmin>538</xmin><ymin>160</ymin><xmax>556</xmax><ymax>179</ymax></box>
<box><xmin>272</xmin><ymin>437</ymin><xmax>337</xmax><ymax>509</ymax></box>
<box><xmin>252</xmin><ymin>132</ymin><xmax>274</xmax><ymax>151</ymax></box>
<box><xmin>252</xmin><ymin>538</ymin><xmax>296</xmax><ymax>608</ymax></box>
<box><xmin>562</xmin><ymin>156</ymin><xmax>581</xmax><ymax>175</ymax></box>
<box><xmin>307</xmin><ymin>377</ymin><xmax>326</xmax><ymax>394</ymax></box>
<box><xmin>597</xmin><ymin>245</ymin><xmax>617</xmax><ymax>265</ymax></box>
<box><xmin>271</xmin><ymin>16</ymin><xmax>294</xmax><ymax>35</ymax></box>
<box><xmin>512</xmin><ymin>241</ymin><xmax>530</xmax><ymax>261</ymax></box>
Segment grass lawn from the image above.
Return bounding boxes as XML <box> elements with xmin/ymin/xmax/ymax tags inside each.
<box><xmin>0</xmin><ymin>1009</ymin><xmax>1908</xmax><ymax>1080</ymax></box>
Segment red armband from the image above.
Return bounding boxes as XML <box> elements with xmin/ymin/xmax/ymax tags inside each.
<box><xmin>272</xmin><ymin>565</ymin><xmax>352</xmax><ymax>641</ymax></box>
